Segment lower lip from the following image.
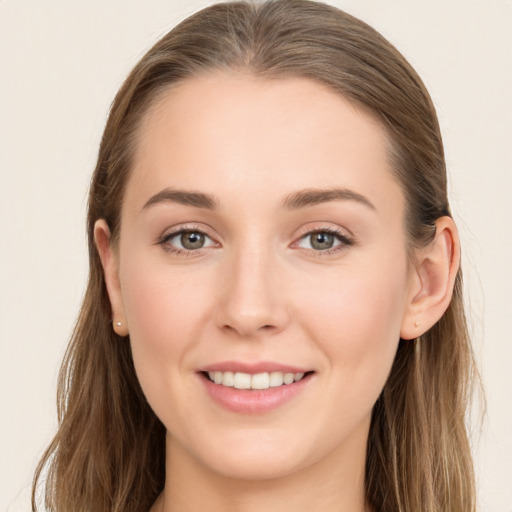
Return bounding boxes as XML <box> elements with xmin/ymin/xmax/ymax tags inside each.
<box><xmin>199</xmin><ymin>373</ymin><xmax>313</xmax><ymax>414</ymax></box>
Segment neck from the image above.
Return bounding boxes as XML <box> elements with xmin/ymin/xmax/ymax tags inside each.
<box><xmin>154</xmin><ymin>430</ymin><xmax>370</xmax><ymax>512</ymax></box>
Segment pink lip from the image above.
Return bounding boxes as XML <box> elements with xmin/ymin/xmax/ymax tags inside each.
<box><xmin>197</xmin><ymin>361</ymin><xmax>314</xmax><ymax>415</ymax></box>
<box><xmin>199</xmin><ymin>360</ymin><xmax>311</xmax><ymax>374</ymax></box>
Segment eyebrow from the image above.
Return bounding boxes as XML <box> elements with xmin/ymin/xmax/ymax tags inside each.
<box><xmin>283</xmin><ymin>188</ymin><xmax>376</xmax><ymax>211</ymax></box>
<box><xmin>141</xmin><ymin>186</ymin><xmax>375</xmax><ymax>212</ymax></box>
<box><xmin>142</xmin><ymin>188</ymin><xmax>218</xmax><ymax>211</ymax></box>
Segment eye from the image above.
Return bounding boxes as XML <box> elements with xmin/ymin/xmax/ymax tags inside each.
<box><xmin>158</xmin><ymin>228</ymin><xmax>217</xmax><ymax>254</ymax></box>
<box><xmin>296</xmin><ymin>229</ymin><xmax>353</xmax><ymax>253</ymax></box>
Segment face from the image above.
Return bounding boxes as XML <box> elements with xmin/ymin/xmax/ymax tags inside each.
<box><xmin>101</xmin><ymin>74</ymin><xmax>418</xmax><ymax>481</ymax></box>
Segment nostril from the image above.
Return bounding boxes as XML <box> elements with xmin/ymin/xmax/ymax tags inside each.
<box><xmin>220</xmin><ymin>322</ymin><xmax>278</xmax><ymax>337</ymax></box>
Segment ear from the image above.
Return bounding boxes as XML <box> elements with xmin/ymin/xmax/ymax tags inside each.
<box><xmin>94</xmin><ymin>219</ymin><xmax>129</xmax><ymax>336</ymax></box>
<box><xmin>400</xmin><ymin>216</ymin><xmax>460</xmax><ymax>340</ymax></box>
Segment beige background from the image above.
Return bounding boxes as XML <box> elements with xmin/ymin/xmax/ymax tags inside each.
<box><xmin>1</xmin><ymin>1</ymin><xmax>511</xmax><ymax>510</ymax></box>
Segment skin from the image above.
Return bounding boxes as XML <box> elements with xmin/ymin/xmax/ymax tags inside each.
<box><xmin>95</xmin><ymin>74</ymin><xmax>459</xmax><ymax>512</ymax></box>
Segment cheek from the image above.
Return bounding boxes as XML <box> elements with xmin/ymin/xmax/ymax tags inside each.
<box><xmin>119</xmin><ymin>254</ymin><xmax>213</xmax><ymax>395</ymax></box>
<box><xmin>125</xmin><ymin>274</ymin><xmax>187</xmax><ymax>351</ymax></box>
<box><xmin>296</xmin><ymin>251</ymin><xmax>409</xmax><ymax>393</ymax></box>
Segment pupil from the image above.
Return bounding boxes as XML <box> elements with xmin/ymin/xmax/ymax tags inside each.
<box><xmin>181</xmin><ymin>231</ymin><xmax>205</xmax><ymax>250</ymax></box>
<box><xmin>311</xmin><ymin>232</ymin><xmax>334</xmax><ymax>250</ymax></box>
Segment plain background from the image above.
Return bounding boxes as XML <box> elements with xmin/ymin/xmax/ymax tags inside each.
<box><xmin>1</xmin><ymin>0</ymin><xmax>511</xmax><ymax>510</ymax></box>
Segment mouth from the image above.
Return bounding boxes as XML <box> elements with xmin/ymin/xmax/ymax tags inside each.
<box><xmin>197</xmin><ymin>362</ymin><xmax>315</xmax><ymax>413</ymax></box>
<box><xmin>200</xmin><ymin>370</ymin><xmax>314</xmax><ymax>390</ymax></box>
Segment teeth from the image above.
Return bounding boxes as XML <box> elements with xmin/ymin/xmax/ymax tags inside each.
<box><xmin>207</xmin><ymin>371</ymin><xmax>307</xmax><ymax>390</ymax></box>
<box><xmin>269</xmin><ymin>371</ymin><xmax>284</xmax><ymax>387</ymax></box>
<box><xmin>222</xmin><ymin>371</ymin><xmax>234</xmax><ymax>386</ymax></box>
<box><xmin>234</xmin><ymin>372</ymin><xmax>251</xmax><ymax>389</ymax></box>
<box><xmin>251</xmin><ymin>372</ymin><xmax>270</xmax><ymax>390</ymax></box>
<box><xmin>283</xmin><ymin>373</ymin><xmax>295</xmax><ymax>385</ymax></box>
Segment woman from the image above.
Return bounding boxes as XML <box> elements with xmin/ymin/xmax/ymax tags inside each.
<box><xmin>32</xmin><ymin>1</ymin><xmax>479</xmax><ymax>511</ymax></box>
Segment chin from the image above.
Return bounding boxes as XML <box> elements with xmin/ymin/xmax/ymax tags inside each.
<box><xmin>203</xmin><ymin>449</ymin><xmax>306</xmax><ymax>482</ymax></box>
<box><xmin>184</xmin><ymin>426</ymin><xmax>328</xmax><ymax>482</ymax></box>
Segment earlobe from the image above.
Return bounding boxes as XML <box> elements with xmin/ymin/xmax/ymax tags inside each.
<box><xmin>94</xmin><ymin>219</ymin><xmax>129</xmax><ymax>337</ymax></box>
<box><xmin>400</xmin><ymin>217</ymin><xmax>460</xmax><ymax>340</ymax></box>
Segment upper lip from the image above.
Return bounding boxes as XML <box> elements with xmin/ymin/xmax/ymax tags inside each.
<box><xmin>198</xmin><ymin>361</ymin><xmax>312</xmax><ymax>374</ymax></box>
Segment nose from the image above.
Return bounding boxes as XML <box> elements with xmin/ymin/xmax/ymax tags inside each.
<box><xmin>214</xmin><ymin>244</ymin><xmax>290</xmax><ymax>338</ymax></box>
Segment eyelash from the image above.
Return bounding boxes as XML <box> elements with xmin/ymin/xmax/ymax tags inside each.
<box><xmin>294</xmin><ymin>226</ymin><xmax>354</xmax><ymax>256</ymax></box>
<box><xmin>156</xmin><ymin>225</ymin><xmax>218</xmax><ymax>256</ymax></box>
<box><xmin>156</xmin><ymin>225</ymin><xmax>354</xmax><ymax>257</ymax></box>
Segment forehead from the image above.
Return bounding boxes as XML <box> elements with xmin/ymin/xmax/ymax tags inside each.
<box><xmin>126</xmin><ymin>73</ymin><xmax>402</xmax><ymax>216</ymax></box>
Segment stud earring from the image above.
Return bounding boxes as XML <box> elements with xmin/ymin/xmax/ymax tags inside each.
<box><xmin>414</xmin><ymin>321</ymin><xmax>420</xmax><ymax>328</ymax></box>
<box><xmin>113</xmin><ymin>319</ymin><xmax>128</xmax><ymax>336</ymax></box>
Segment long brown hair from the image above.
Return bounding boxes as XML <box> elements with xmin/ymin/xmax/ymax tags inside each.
<box><xmin>32</xmin><ymin>1</ymin><xmax>479</xmax><ymax>511</ymax></box>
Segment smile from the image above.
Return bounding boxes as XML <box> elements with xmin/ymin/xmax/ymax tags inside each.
<box><xmin>206</xmin><ymin>371</ymin><xmax>308</xmax><ymax>390</ymax></box>
<box><xmin>198</xmin><ymin>364</ymin><xmax>315</xmax><ymax>414</ymax></box>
